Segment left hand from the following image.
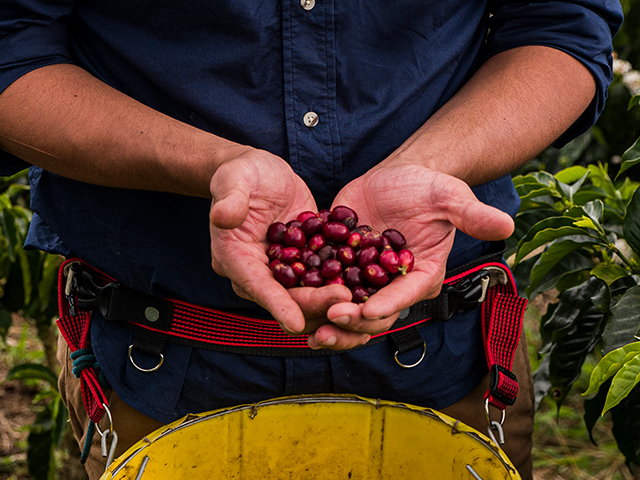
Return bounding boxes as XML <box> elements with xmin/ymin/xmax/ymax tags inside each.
<box><xmin>307</xmin><ymin>161</ymin><xmax>514</xmax><ymax>349</ymax></box>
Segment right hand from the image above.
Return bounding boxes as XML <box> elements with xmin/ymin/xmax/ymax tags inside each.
<box><xmin>208</xmin><ymin>148</ymin><xmax>353</xmax><ymax>335</ymax></box>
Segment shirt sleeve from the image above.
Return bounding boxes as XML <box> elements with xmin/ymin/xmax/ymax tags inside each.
<box><xmin>0</xmin><ymin>0</ymin><xmax>75</xmax><ymax>175</ymax></box>
<box><xmin>482</xmin><ymin>0</ymin><xmax>624</xmax><ymax>147</ymax></box>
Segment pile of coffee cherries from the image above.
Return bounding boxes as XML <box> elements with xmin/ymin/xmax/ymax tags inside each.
<box><xmin>266</xmin><ymin>206</ymin><xmax>415</xmax><ymax>303</ymax></box>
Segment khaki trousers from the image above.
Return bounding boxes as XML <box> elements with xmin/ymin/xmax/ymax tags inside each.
<box><xmin>58</xmin><ymin>330</ymin><xmax>534</xmax><ymax>480</ymax></box>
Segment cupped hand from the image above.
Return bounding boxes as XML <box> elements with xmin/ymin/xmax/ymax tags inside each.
<box><xmin>308</xmin><ymin>162</ymin><xmax>514</xmax><ymax>349</ymax></box>
<box><xmin>209</xmin><ymin>148</ymin><xmax>353</xmax><ymax>334</ymax></box>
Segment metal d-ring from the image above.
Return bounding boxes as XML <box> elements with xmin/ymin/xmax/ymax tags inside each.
<box><xmin>128</xmin><ymin>345</ymin><xmax>164</xmax><ymax>373</ymax></box>
<box><xmin>394</xmin><ymin>341</ymin><xmax>427</xmax><ymax>369</ymax></box>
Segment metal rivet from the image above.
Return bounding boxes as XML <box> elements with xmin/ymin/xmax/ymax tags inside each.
<box><xmin>300</xmin><ymin>0</ymin><xmax>315</xmax><ymax>10</ymax></box>
<box><xmin>144</xmin><ymin>307</ymin><xmax>160</xmax><ymax>322</ymax></box>
<box><xmin>303</xmin><ymin>111</ymin><xmax>319</xmax><ymax>128</ymax></box>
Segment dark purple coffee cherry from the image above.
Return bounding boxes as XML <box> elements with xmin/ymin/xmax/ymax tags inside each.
<box><xmin>358</xmin><ymin>246</ymin><xmax>380</xmax><ymax>269</ymax></box>
<box><xmin>382</xmin><ymin>229</ymin><xmax>407</xmax><ymax>251</ymax></box>
<box><xmin>300</xmin><ymin>270</ymin><xmax>324</xmax><ymax>287</ymax></box>
<box><xmin>301</xmin><ymin>216</ymin><xmax>326</xmax><ymax>237</ymax></box>
<box><xmin>343</xmin><ymin>266</ymin><xmax>365</xmax><ymax>288</ymax></box>
<box><xmin>320</xmin><ymin>259</ymin><xmax>342</xmax><ymax>279</ymax></box>
<box><xmin>267</xmin><ymin>222</ymin><xmax>287</xmax><ymax>244</ymax></box>
<box><xmin>330</xmin><ymin>205</ymin><xmax>358</xmax><ymax>230</ymax></box>
<box><xmin>273</xmin><ymin>263</ymin><xmax>298</xmax><ymax>288</ymax></box>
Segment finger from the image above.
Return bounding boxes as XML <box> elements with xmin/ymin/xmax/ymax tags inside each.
<box><xmin>228</xmin><ymin>261</ymin><xmax>307</xmax><ymax>334</ymax></box>
<box><xmin>307</xmin><ymin>324</ymin><xmax>371</xmax><ymax>350</ymax></box>
<box><xmin>289</xmin><ymin>284</ymin><xmax>353</xmax><ymax>318</ymax></box>
<box><xmin>326</xmin><ymin>301</ymin><xmax>399</xmax><ymax>334</ymax></box>
<box><xmin>441</xmin><ymin>182</ymin><xmax>514</xmax><ymax>241</ymax></box>
<box><xmin>361</xmin><ymin>270</ymin><xmax>444</xmax><ymax>320</ymax></box>
<box><xmin>209</xmin><ymin>172</ymin><xmax>251</xmax><ymax>229</ymax></box>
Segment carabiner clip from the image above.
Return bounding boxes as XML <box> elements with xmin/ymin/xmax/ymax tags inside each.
<box><xmin>484</xmin><ymin>397</ymin><xmax>506</xmax><ymax>445</ymax></box>
<box><xmin>96</xmin><ymin>403</ymin><xmax>118</xmax><ymax>470</ymax></box>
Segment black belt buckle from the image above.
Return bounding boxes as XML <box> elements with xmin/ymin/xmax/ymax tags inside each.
<box><xmin>73</xmin><ymin>268</ymin><xmax>119</xmax><ymax>321</ymax></box>
<box><xmin>440</xmin><ymin>268</ymin><xmax>489</xmax><ymax>320</ymax></box>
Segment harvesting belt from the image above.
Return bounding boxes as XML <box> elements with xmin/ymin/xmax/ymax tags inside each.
<box><xmin>56</xmin><ymin>241</ymin><xmax>526</xmax><ymax>461</ymax></box>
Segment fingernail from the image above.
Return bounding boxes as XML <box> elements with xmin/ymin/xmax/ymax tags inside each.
<box><xmin>331</xmin><ymin>315</ymin><xmax>350</xmax><ymax>326</ymax></box>
<box><xmin>322</xmin><ymin>335</ymin><xmax>337</xmax><ymax>347</ymax></box>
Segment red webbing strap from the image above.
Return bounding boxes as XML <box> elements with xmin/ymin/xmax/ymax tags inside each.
<box><xmin>57</xmin><ymin>261</ymin><xmax>108</xmax><ymax>424</ymax></box>
<box><xmin>480</xmin><ymin>265</ymin><xmax>528</xmax><ymax>411</ymax></box>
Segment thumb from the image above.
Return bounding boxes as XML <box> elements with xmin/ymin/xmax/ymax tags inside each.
<box><xmin>209</xmin><ymin>169</ymin><xmax>251</xmax><ymax>229</ymax></box>
<box><xmin>443</xmin><ymin>182</ymin><xmax>514</xmax><ymax>241</ymax></box>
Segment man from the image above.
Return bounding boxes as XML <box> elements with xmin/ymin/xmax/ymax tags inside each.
<box><xmin>0</xmin><ymin>1</ymin><xmax>623</xmax><ymax>479</ymax></box>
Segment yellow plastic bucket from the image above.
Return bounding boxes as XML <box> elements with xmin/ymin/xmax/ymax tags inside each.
<box><xmin>100</xmin><ymin>394</ymin><xmax>520</xmax><ymax>480</ymax></box>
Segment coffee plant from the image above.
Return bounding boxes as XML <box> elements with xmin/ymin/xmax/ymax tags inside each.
<box><xmin>510</xmin><ymin>90</ymin><xmax>640</xmax><ymax>468</ymax></box>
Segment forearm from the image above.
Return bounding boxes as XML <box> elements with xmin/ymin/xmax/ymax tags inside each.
<box><xmin>0</xmin><ymin>64</ymin><xmax>249</xmax><ymax>197</ymax></box>
<box><xmin>391</xmin><ymin>46</ymin><xmax>596</xmax><ymax>185</ymax></box>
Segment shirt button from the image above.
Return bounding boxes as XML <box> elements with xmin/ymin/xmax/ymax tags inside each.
<box><xmin>300</xmin><ymin>0</ymin><xmax>315</xmax><ymax>10</ymax></box>
<box><xmin>303</xmin><ymin>111</ymin><xmax>319</xmax><ymax>128</ymax></box>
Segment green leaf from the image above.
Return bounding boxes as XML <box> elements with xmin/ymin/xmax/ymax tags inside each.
<box><xmin>591</xmin><ymin>264</ymin><xmax>630</xmax><ymax>285</ymax></box>
<box><xmin>584</xmin><ymin>342</ymin><xmax>640</xmax><ymax>396</ymax></box>
<box><xmin>514</xmin><ymin>216</ymin><xmax>594</xmax><ymax>265</ymax></box>
<box><xmin>630</xmin><ymin>95</ymin><xmax>640</xmax><ymax>111</ymax></box>
<box><xmin>527</xmin><ymin>237</ymin><xmax>600</xmax><ymax>294</ymax></box>
<box><xmin>617</xmin><ymin>135</ymin><xmax>640</xmax><ymax>180</ymax></box>
<box><xmin>5</xmin><ymin>363</ymin><xmax>59</xmax><ymax>389</ymax></box>
<box><xmin>526</xmin><ymin>250</ymin><xmax>593</xmax><ymax>299</ymax></box>
<box><xmin>602</xmin><ymin>285</ymin><xmax>640</xmax><ymax>355</ymax></box>
<box><xmin>603</xmin><ymin>355</ymin><xmax>640</xmax><ymax>415</ymax></box>
<box><xmin>623</xmin><ymin>188</ymin><xmax>640</xmax><ymax>257</ymax></box>
<box><xmin>548</xmin><ymin>299</ymin><xmax>607</xmax><ymax>409</ymax></box>
<box><xmin>584</xmin><ymin>378</ymin><xmax>611</xmax><ymax>445</ymax></box>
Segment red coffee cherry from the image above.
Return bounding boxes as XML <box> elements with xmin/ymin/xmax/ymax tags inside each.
<box><xmin>398</xmin><ymin>249</ymin><xmax>415</xmax><ymax>275</ymax></box>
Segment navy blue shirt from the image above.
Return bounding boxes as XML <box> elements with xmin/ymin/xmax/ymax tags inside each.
<box><xmin>0</xmin><ymin>0</ymin><xmax>623</xmax><ymax>422</ymax></box>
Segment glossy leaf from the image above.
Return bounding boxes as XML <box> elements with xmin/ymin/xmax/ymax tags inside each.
<box><xmin>527</xmin><ymin>237</ymin><xmax>599</xmax><ymax>294</ymax></box>
<box><xmin>555</xmin><ymin>165</ymin><xmax>589</xmax><ymax>185</ymax></box>
<box><xmin>602</xmin><ymin>285</ymin><xmax>640</xmax><ymax>355</ymax></box>
<box><xmin>583</xmin><ymin>342</ymin><xmax>640</xmax><ymax>396</ymax></box>
<box><xmin>617</xmin><ymin>135</ymin><xmax>640</xmax><ymax>179</ymax></box>
<box><xmin>623</xmin><ymin>188</ymin><xmax>640</xmax><ymax>257</ymax></box>
<box><xmin>602</xmin><ymin>355</ymin><xmax>640</xmax><ymax>414</ymax></box>
<box><xmin>548</xmin><ymin>300</ymin><xmax>607</xmax><ymax>408</ymax></box>
<box><xmin>630</xmin><ymin>95</ymin><xmax>640</xmax><ymax>111</ymax></box>
<box><xmin>591</xmin><ymin>264</ymin><xmax>630</xmax><ymax>285</ymax></box>
<box><xmin>526</xmin><ymin>250</ymin><xmax>593</xmax><ymax>299</ymax></box>
<box><xmin>514</xmin><ymin>216</ymin><xmax>593</xmax><ymax>265</ymax></box>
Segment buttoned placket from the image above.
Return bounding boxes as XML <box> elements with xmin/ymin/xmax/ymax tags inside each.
<box><xmin>282</xmin><ymin>0</ymin><xmax>342</xmax><ymax>208</ymax></box>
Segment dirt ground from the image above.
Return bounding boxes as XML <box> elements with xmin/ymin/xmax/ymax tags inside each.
<box><xmin>0</xmin><ymin>320</ymin><xmax>40</xmax><ymax>480</ymax></box>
